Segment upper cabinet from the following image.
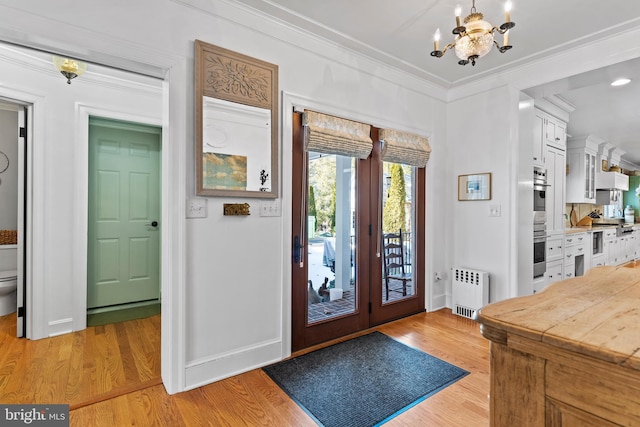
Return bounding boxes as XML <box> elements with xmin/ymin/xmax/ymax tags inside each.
<box><xmin>533</xmin><ymin>110</ymin><xmax>545</xmax><ymax>167</ymax></box>
<box><xmin>544</xmin><ymin>114</ymin><xmax>566</xmax><ymax>147</ymax></box>
<box><xmin>566</xmin><ymin>136</ymin><xmax>600</xmax><ymax>204</ymax></box>
<box><xmin>534</xmin><ymin>108</ymin><xmax>566</xmax><ymax>167</ymax></box>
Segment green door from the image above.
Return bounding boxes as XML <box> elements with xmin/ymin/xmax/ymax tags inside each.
<box><xmin>87</xmin><ymin>117</ymin><xmax>161</xmax><ymax>309</ymax></box>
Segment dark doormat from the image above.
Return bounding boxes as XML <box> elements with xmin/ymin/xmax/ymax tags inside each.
<box><xmin>263</xmin><ymin>331</ymin><xmax>468</xmax><ymax>427</ymax></box>
<box><xmin>87</xmin><ymin>303</ymin><xmax>161</xmax><ymax>327</ymax></box>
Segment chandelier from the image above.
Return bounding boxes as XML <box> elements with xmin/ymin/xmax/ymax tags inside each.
<box><xmin>430</xmin><ymin>0</ymin><xmax>515</xmax><ymax>66</ymax></box>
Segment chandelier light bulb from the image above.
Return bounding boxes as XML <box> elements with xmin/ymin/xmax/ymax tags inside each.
<box><xmin>429</xmin><ymin>0</ymin><xmax>515</xmax><ymax>66</ymax></box>
<box><xmin>454</xmin><ymin>15</ymin><xmax>494</xmax><ymax>63</ymax></box>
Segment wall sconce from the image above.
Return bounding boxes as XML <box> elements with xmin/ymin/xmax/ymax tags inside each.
<box><xmin>52</xmin><ymin>55</ymin><xmax>87</xmax><ymax>84</ymax></box>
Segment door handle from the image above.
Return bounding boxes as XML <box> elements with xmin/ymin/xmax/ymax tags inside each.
<box><xmin>293</xmin><ymin>235</ymin><xmax>301</xmax><ymax>264</ymax></box>
<box><xmin>146</xmin><ymin>220</ymin><xmax>159</xmax><ymax>228</ymax></box>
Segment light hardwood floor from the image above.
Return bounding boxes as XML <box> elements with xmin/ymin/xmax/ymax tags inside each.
<box><xmin>0</xmin><ymin>312</ymin><xmax>162</xmax><ymax>409</ymax></box>
<box><xmin>0</xmin><ymin>309</ymin><xmax>490</xmax><ymax>426</ymax></box>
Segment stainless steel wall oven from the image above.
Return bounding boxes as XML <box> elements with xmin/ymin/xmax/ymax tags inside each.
<box><xmin>533</xmin><ymin>166</ymin><xmax>548</xmax><ymax>279</ymax></box>
<box><xmin>534</xmin><ymin>224</ymin><xmax>546</xmax><ymax>278</ymax></box>
<box><xmin>533</xmin><ymin>166</ymin><xmax>548</xmax><ymax>226</ymax></box>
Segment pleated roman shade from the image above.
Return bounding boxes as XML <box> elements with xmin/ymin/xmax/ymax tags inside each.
<box><xmin>379</xmin><ymin>128</ymin><xmax>431</xmax><ymax>167</ymax></box>
<box><xmin>302</xmin><ymin>110</ymin><xmax>373</xmax><ymax>159</ymax></box>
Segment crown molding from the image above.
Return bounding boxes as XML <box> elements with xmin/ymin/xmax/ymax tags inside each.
<box><xmin>174</xmin><ymin>0</ymin><xmax>449</xmax><ymax>102</ymax></box>
<box><xmin>448</xmin><ymin>22</ymin><xmax>640</xmax><ymax>102</ymax></box>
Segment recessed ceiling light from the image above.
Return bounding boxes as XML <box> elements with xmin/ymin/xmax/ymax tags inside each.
<box><xmin>611</xmin><ymin>78</ymin><xmax>631</xmax><ymax>87</ymax></box>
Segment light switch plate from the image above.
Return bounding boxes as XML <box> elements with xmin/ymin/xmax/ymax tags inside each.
<box><xmin>260</xmin><ymin>199</ymin><xmax>281</xmax><ymax>217</ymax></box>
<box><xmin>489</xmin><ymin>204</ymin><xmax>501</xmax><ymax>217</ymax></box>
<box><xmin>187</xmin><ymin>198</ymin><xmax>207</xmax><ymax>218</ymax></box>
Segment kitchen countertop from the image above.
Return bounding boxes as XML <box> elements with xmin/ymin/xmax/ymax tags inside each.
<box><xmin>564</xmin><ymin>227</ymin><xmax>591</xmax><ymax>234</ymax></box>
<box><xmin>565</xmin><ymin>224</ymin><xmax>623</xmax><ymax>234</ymax></box>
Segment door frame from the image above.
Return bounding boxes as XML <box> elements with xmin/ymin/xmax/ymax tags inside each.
<box><xmin>0</xmin><ymin>88</ymin><xmax>45</xmax><ymax>340</ymax></box>
<box><xmin>74</xmin><ymin>106</ymin><xmax>163</xmax><ymax>330</ymax></box>
<box><xmin>282</xmin><ymin>91</ymin><xmax>431</xmax><ymax>356</ymax></box>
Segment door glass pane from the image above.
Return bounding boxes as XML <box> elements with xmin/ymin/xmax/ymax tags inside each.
<box><xmin>381</xmin><ymin>162</ymin><xmax>415</xmax><ymax>303</ymax></box>
<box><xmin>307</xmin><ymin>152</ymin><xmax>356</xmax><ymax>324</ymax></box>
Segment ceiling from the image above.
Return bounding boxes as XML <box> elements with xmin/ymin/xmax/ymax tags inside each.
<box><xmin>233</xmin><ymin>0</ymin><xmax>640</xmax><ymax>166</ymax></box>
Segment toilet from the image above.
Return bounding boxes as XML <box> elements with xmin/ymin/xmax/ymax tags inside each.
<box><xmin>0</xmin><ymin>246</ymin><xmax>17</xmax><ymax>316</ymax></box>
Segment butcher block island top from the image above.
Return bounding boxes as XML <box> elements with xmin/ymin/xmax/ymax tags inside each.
<box><xmin>476</xmin><ymin>265</ymin><xmax>640</xmax><ymax>426</ymax></box>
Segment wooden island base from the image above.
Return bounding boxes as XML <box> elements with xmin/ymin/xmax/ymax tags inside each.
<box><xmin>477</xmin><ymin>266</ymin><xmax>640</xmax><ymax>426</ymax></box>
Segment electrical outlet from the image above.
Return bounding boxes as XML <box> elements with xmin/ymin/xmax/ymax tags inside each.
<box><xmin>260</xmin><ymin>199</ymin><xmax>281</xmax><ymax>217</ymax></box>
<box><xmin>489</xmin><ymin>204</ymin><xmax>501</xmax><ymax>217</ymax></box>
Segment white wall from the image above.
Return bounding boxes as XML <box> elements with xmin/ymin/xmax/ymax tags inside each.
<box><xmin>447</xmin><ymin>86</ymin><xmax>522</xmax><ymax>303</ymax></box>
<box><xmin>0</xmin><ymin>106</ymin><xmax>18</xmax><ymax>230</ymax></box>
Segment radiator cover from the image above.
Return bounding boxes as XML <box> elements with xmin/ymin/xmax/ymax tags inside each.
<box><xmin>452</xmin><ymin>267</ymin><xmax>489</xmax><ymax>319</ymax></box>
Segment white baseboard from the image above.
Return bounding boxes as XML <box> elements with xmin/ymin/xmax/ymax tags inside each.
<box><xmin>48</xmin><ymin>318</ymin><xmax>73</xmax><ymax>337</ymax></box>
<box><xmin>430</xmin><ymin>293</ymin><xmax>448</xmax><ymax>312</ymax></box>
<box><xmin>184</xmin><ymin>339</ymin><xmax>282</xmax><ymax>391</ymax></box>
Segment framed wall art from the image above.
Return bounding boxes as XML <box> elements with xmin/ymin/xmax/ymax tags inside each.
<box><xmin>195</xmin><ymin>40</ymin><xmax>279</xmax><ymax>198</ymax></box>
<box><xmin>458</xmin><ymin>173</ymin><xmax>491</xmax><ymax>201</ymax></box>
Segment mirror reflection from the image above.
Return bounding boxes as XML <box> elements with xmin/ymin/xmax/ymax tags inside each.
<box><xmin>202</xmin><ymin>96</ymin><xmax>272</xmax><ymax>192</ymax></box>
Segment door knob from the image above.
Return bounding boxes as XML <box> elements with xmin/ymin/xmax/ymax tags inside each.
<box><xmin>146</xmin><ymin>221</ymin><xmax>158</xmax><ymax>227</ymax></box>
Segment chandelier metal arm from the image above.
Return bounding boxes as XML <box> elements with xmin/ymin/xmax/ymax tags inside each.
<box><xmin>430</xmin><ymin>41</ymin><xmax>457</xmax><ymax>58</ymax></box>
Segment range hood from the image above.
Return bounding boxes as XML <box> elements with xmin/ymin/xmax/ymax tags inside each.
<box><xmin>595</xmin><ymin>142</ymin><xmax>629</xmax><ymax>190</ymax></box>
<box><xmin>595</xmin><ymin>171</ymin><xmax>629</xmax><ymax>191</ymax></box>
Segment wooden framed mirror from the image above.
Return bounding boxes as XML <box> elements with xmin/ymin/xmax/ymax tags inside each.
<box><xmin>195</xmin><ymin>40</ymin><xmax>279</xmax><ymax>198</ymax></box>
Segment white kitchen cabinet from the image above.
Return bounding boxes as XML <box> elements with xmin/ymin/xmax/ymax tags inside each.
<box><xmin>534</xmin><ymin>108</ymin><xmax>567</xmax><ymax>166</ymax></box>
<box><xmin>591</xmin><ymin>254</ymin><xmax>605</xmax><ymax>268</ymax></box>
<box><xmin>564</xmin><ymin>232</ymin><xmax>587</xmax><ymax>279</ymax></box>
<box><xmin>545</xmin><ymin>115</ymin><xmax>566</xmax><ymax>147</ymax></box>
<box><xmin>545</xmin><ymin>145</ymin><xmax>566</xmax><ymax>235</ymax></box>
<box><xmin>626</xmin><ymin>233</ymin><xmax>636</xmax><ymax>261</ymax></box>
<box><xmin>533</xmin><ymin>275</ymin><xmax>547</xmax><ymax>294</ymax></box>
<box><xmin>533</xmin><ymin>110</ymin><xmax>545</xmax><ymax>167</ymax></box>
<box><xmin>603</xmin><ymin>228</ymin><xmax>618</xmax><ymax>265</ymax></box>
<box><xmin>617</xmin><ymin>233</ymin><xmax>636</xmax><ymax>264</ymax></box>
<box><xmin>545</xmin><ymin>260</ymin><xmax>564</xmax><ymax>289</ymax></box>
<box><xmin>566</xmin><ymin>137</ymin><xmax>599</xmax><ymax>204</ymax></box>
<box><xmin>616</xmin><ymin>236</ymin><xmax>627</xmax><ymax>264</ymax></box>
<box><xmin>546</xmin><ymin>235</ymin><xmax>564</xmax><ymax>262</ymax></box>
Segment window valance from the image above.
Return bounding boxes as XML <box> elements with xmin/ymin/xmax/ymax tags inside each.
<box><xmin>379</xmin><ymin>128</ymin><xmax>431</xmax><ymax>167</ymax></box>
<box><xmin>302</xmin><ymin>111</ymin><xmax>373</xmax><ymax>159</ymax></box>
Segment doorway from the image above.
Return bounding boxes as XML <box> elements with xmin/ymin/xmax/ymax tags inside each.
<box><xmin>87</xmin><ymin>117</ymin><xmax>162</xmax><ymax>319</ymax></box>
<box><xmin>0</xmin><ymin>99</ymin><xmax>27</xmax><ymax>337</ymax></box>
<box><xmin>291</xmin><ymin>112</ymin><xmax>425</xmax><ymax>351</ymax></box>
